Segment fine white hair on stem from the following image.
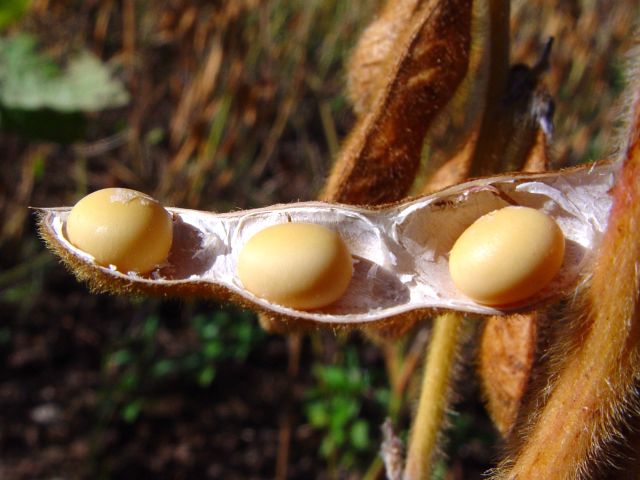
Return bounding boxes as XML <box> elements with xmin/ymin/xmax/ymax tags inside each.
<box><xmin>380</xmin><ymin>418</ymin><xmax>404</xmax><ymax>480</ymax></box>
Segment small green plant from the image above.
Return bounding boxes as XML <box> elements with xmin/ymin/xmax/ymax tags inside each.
<box><xmin>189</xmin><ymin>309</ymin><xmax>264</xmax><ymax>386</ymax></box>
<box><xmin>304</xmin><ymin>348</ymin><xmax>389</xmax><ymax>472</ymax></box>
<box><xmin>102</xmin><ymin>308</ymin><xmax>264</xmax><ymax>423</ymax></box>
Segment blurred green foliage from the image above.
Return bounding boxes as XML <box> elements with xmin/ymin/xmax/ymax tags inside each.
<box><xmin>0</xmin><ymin>33</ymin><xmax>128</xmax><ymax>141</ymax></box>
<box><xmin>0</xmin><ymin>326</ymin><xmax>10</xmax><ymax>345</ymax></box>
<box><xmin>0</xmin><ymin>34</ymin><xmax>129</xmax><ymax>111</ymax></box>
<box><xmin>304</xmin><ymin>348</ymin><xmax>389</xmax><ymax>470</ymax></box>
<box><xmin>103</xmin><ymin>308</ymin><xmax>264</xmax><ymax>423</ymax></box>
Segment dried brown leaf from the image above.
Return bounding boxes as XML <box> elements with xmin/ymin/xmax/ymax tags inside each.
<box><xmin>478</xmin><ymin>313</ymin><xmax>538</xmax><ymax>438</ymax></box>
<box><xmin>346</xmin><ymin>0</ymin><xmax>421</xmax><ymax>115</ymax></box>
<box><xmin>321</xmin><ymin>0</ymin><xmax>472</xmax><ymax>205</ymax></box>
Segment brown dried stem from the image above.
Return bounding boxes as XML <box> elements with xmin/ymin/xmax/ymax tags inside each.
<box><xmin>416</xmin><ymin>0</ymin><xmax>490</xmax><ymax>194</ymax></box>
<box><xmin>466</xmin><ymin>0</ymin><xmax>509</xmax><ymax>176</ymax></box>
<box><xmin>469</xmin><ymin>32</ymin><xmax>555</xmax><ymax>177</ymax></box>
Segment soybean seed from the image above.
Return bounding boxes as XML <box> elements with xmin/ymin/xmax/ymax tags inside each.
<box><xmin>448</xmin><ymin>206</ymin><xmax>565</xmax><ymax>306</ymax></box>
<box><xmin>237</xmin><ymin>223</ymin><xmax>353</xmax><ymax>310</ymax></box>
<box><xmin>66</xmin><ymin>188</ymin><xmax>173</xmax><ymax>273</ymax></box>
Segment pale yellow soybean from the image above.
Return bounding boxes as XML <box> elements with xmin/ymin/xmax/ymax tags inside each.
<box><xmin>449</xmin><ymin>206</ymin><xmax>565</xmax><ymax>306</ymax></box>
<box><xmin>66</xmin><ymin>188</ymin><xmax>173</xmax><ymax>273</ymax></box>
<box><xmin>237</xmin><ymin>223</ymin><xmax>353</xmax><ymax>310</ymax></box>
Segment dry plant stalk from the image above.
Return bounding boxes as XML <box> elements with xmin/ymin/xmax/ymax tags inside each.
<box><xmin>495</xmin><ymin>56</ymin><xmax>640</xmax><ymax>479</ymax></box>
<box><xmin>415</xmin><ymin>0</ymin><xmax>493</xmax><ymax>195</ymax></box>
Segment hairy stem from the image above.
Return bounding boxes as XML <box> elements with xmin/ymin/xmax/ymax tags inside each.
<box><xmin>404</xmin><ymin>312</ymin><xmax>464</xmax><ymax>480</ymax></box>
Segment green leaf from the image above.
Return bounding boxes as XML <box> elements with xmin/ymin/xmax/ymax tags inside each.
<box><xmin>109</xmin><ymin>349</ymin><xmax>133</xmax><ymax>368</ymax></box>
<box><xmin>151</xmin><ymin>359</ymin><xmax>175</xmax><ymax>378</ymax></box>
<box><xmin>122</xmin><ymin>399</ymin><xmax>143</xmax><ymax>423</ymax></box>
<box><xmin>200</xmin><ymin>322</ymin><xmax>219</xmax><ymax>340</ymax></box>
<box><xmin>118</xmin><ymin>371</ymin><xmax>139</xmax><ymax>392</ymax></box>
<box><xmin>203</xmin><ymin>341</ymin><xmax>222</xmax><ymax>359</ymax></box>
<box><xmin>197</xmin><ymin>365</ymin><xmax>216</xmax><ymax>387</ymax></box>
<box><xmin>0</xmin><ymin>34</ymin><xmax>129</xmax><ymax>112</ymax></box>
<box><xmin>320</xmin><ymin>436</ymin><xmax>336</xmax><ymax>458</ymax></box>
<box><xmin>329</xmin><ymin>424</ymin><xmax>346</xmax><ymax>446</ymax></box>
<box><xmin>306</xmin><ymin>402</ymin><xmax>329</xmax><ymax>428</ymax></box>
<box><xmin>350</xmin><ymin>420</ymin><xmax>369</xmax><ymax>450</ymax></box>
<box><xmin>318</xmin><ymin>365</ymin><xmax>347</xmax><ymax>391</ymax></box>
<box><xmin>142</xmin><ymin>315</ymin><xmax>159</xmax><ymax>340</ymax></box>
<box><xmin>328</xmin><ymin>396</ymin><xmax>358</xmax><ymax>431</ymax></box>
<box><xmin>0</xmin><ymin>0</ymin><xmax>30</xmax><ymax>30</ymax></box>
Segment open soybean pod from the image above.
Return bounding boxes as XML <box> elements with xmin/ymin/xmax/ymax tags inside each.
<box><xmin>38</xmin><ymin>162</ymin><xmax>613</xmax><ymax>327</ymax></box>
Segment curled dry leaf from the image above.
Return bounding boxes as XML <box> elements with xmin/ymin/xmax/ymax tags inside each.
<box><xmin>39</xmin><ymin>163</ymin><xmax>613</xmax><ymax>327</ymax></box>
<box><xmin>321</xmin><ymin>0</ymin><xmax>472</xmax><ymax>205</ymax></box>
<box><xmin>345</xmin><ymin>0</ymin><xmax>421</xmax><ymax>115</ymax></box>
<box><xmin>415</xmin><ymin>0</ymin><xmax>491</xmax><ymax>195</ymax></box>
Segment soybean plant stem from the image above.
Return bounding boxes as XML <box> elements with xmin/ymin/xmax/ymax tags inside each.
<box><xmin>275</xmin><ymin>333</ymin><xmax>302</xmax><ymax>480</ymax></box>
<box><xmin>469</xmin><ymin>0</ymin><xmax>512</xmax><ymax>176</ymax></box>
<box><xmin>404</xmin><ymin>312</ymin><xmax>464</xmax><ymax>480</ymax></box>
